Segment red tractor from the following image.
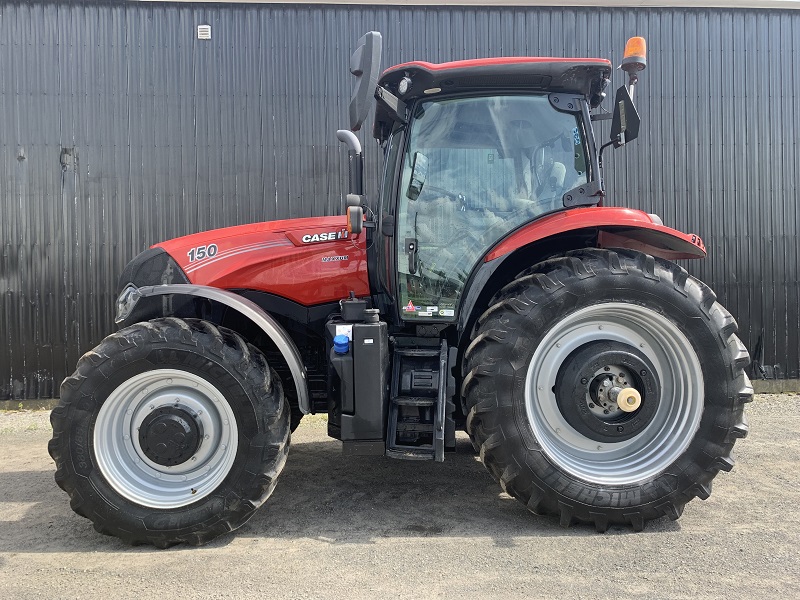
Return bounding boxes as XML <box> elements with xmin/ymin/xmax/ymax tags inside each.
<box><xmin>49</xmin><ymin>33</ymin><xmax>752</xmax><ymax>547</ymax></box>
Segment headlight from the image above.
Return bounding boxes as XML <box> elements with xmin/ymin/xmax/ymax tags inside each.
<box><xmin>115</xmin><ymin>284</ymin><xmax>142</xmax><ymax>324</ymax></box>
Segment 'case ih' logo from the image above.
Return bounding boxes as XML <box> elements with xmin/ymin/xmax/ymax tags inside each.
<box><xmin>301</xmin><ymin>229</ymin><xmax>349</xmax><ymax>244</ymax></box>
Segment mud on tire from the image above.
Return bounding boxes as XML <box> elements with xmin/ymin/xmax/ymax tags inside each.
<box><xmin>48</xmin><ymin>317</ymin><xmax>290</xmax><ymax>547</ymax></box>
<box><xmin>462</xmin><ymin>249</ymin><xmax>752</xmax><ymax>531</ymax></box>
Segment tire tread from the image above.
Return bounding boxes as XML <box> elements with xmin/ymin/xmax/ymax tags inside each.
<box><xmin>49</xmin><ymin>317</ymin><xmax>289</xmax><ymax>548</ymax></box>
<box><xmin>462</xmin><ymin>248</ymin><xmax>752</xmax><ymax>531</ymax></box>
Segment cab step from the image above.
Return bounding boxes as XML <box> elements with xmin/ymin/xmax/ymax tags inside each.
<box><xmin>386</xmin><ymin>341</ymin><xmax>453</xmax><ymax>461</ymax></box>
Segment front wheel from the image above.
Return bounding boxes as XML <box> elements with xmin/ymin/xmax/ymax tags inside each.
<box><xmin>463</xmin><ymin>249</ymin><xmax>752</xmax><ymax>531</ymax></box>
<box><xmin>49</xmin><ymin>318</ymin><xmax>290</xmax><ymax>547</ymax></box>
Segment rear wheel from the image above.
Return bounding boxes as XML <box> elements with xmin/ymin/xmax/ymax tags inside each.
<box><xmin>463</xmin><ymin>249</ymin><xmax>752</xmax><ymax>531</ymax></box>
<box><xmin>49</xmin><ymin>318</ymin><xmax>290</xmax><ymax>547</ymax></box>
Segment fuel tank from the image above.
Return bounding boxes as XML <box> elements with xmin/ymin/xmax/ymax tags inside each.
<box><xmin>154</xmin><ymin>216</ymin><xmax>370</xmax><ymax>306</ymax></box>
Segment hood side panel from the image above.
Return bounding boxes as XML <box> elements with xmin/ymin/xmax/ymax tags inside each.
<box><xmin>154</xmin><ymin>216</ymin><xmax>370</xmax><ymax>305</ymax></box>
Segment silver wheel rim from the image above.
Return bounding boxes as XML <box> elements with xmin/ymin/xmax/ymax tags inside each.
<box><xmin>94</xmin><ymin>369</ymin><xmax>239</xmax><ymax>508</ymax></box>
<box><xmin>525</xmin><ymin>302</ymin><xmax>704</xmax><ymax>485</ymax></box>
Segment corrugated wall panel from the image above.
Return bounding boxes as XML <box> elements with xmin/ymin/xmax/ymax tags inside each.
<box><xmin>1</xmin><ymin>1</ymin><xmax>798</xmax><ymax>399</ymax></box>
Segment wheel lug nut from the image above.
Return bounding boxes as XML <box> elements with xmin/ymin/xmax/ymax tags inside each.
<box><xmin>603</xmin><ymin>409</ymin><xmax>609</xmax><ymax>414</ymax></box>
<box><xmin>588</xmin><ymin>403</ymin><xmax>595</xmax><ymax>408</ymax></box>
<box><xmin>604</xmin><ymin>366</ymin><xmax>610</xmax><ymax>371</ymax></box>
<box><xmin>581</xmin><ymin>378</ymin><xmax>588</xmax><ymax>384</ymax></box>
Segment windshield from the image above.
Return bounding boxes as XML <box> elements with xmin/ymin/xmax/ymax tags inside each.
<box><xmin>396</xmin><ymin>94</ymin><xmax>588</xmax><ymax>321</ymax></box>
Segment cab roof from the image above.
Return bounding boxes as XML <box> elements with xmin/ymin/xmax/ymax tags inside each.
<box><xmin>374</xmin><ymin>57</ymin><xmax>612</xmax><ymax>140</ymax></box>
<box><xmin>380</xmin><ymin>57</ymin><xmax>611</xmax><ymax>98</ymax></box>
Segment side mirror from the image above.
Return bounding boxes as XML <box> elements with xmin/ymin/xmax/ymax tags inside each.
<box><xmin>406</xmin><ymin>152</ymin><xmax>428</xmax><ymax>200</ymax></box>
<box><xmin>348</xmin><ymin>32</ymin><xmax>383</xmax><ymax>132</ymax></box>
<box><xmin>610</xmin><ymin>85</ymin><xmax>640</xmax><ymax>148</ymax></box>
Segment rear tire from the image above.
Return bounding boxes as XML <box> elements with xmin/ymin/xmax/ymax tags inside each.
<box><xmin>463</xmin><ymin>249</ymin><xmax>752</xmax><ymax>531</ymax></box>
<box><xmin>49</xmin><ymin>318</ymin><xmax>290</xmax><ymax>547</ymax></box>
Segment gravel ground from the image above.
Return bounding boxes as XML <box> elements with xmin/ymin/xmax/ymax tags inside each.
<box><xmin>0</xmin><ymin>395</ymin><xmax>798</xmax><ymax>600</ymax></box>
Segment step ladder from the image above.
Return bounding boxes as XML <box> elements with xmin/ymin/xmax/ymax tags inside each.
<box><xmin>386</xmin><ymin>340</ymin><xmax>455</xmax><ymax>461</ymax></box>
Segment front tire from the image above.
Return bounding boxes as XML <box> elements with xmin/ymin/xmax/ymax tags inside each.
<box><xmin>49</xmin><ymin>318</ymin><xmax>290</xmax><ymax>547</ymax></box>
<box><xmin>463</xmin><ymin>249</ymin><xmax>752</xmax><ymax>531</ymax></box>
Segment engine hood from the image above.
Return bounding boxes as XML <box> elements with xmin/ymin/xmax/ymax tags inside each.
<box><xmin>154</xmin><ymin>216</ymin><xmax>370</xmax><ymax>306</ymax></box>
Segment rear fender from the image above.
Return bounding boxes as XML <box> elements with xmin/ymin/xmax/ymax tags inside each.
<box><xmin>456</xmin><ymin>208</ymin><xmax>708</xmax><ymax>393</ymax></box>
<box><xmin>116</xmin><ymin>284</ymin><xmax>310</xmax><ymax>414</ymax></box>
<box><xmin>486</xmin><ymin>206</ymin><xmax>706</xmax><ymax>262</ymax></box>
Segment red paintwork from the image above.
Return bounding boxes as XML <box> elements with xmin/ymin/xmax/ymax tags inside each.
<box><xmin>153</xmin><ymin>216</ymin><xmax>370</xmax><ymax>306</ymax></box>
<box><xmin>384</xmin><ymin>57</ymin><xmax>612</xmax><ymax>75</ymax></box>
<box><xmin>485</xmin><ymin>207</ymin><xmax>707</xmax><ymax>262</ymax></box>
<box><xmin>154</xmin><ymin>208</ymin><xmax>703</xmax><ymax>306</ymax></box>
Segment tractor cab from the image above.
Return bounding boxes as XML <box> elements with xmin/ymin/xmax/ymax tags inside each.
<box><xmin>341</xmin><ymin>34</ymin><xmax>636</xmax><ymax>328</ymax></box>
<box><xmin>379</xmin><ymin>74</ymin><xmax>602</xmax><ymax>324</ymax></box>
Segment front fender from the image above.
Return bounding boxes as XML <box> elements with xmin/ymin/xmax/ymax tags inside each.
<box><xmin>116</xmin><ymin>283</ymin><xmax>310</xmax><ymax>414</ymax></box>
<box><xmin>486</xmin><ymin>206</ymin><xmax>706</xmax><ymax>262</ymax></box>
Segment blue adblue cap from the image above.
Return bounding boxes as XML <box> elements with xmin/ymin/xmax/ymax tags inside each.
<box><xmin>333</xmin><ymin>334</ymin><xmax>350</xmax><ymax>355</ymax></box>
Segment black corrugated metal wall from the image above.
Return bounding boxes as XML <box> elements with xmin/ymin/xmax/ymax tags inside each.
<box><xmin>1</xmin><ymin>1</ymin><xmax>798</xmax><ymax>399</ymax></box>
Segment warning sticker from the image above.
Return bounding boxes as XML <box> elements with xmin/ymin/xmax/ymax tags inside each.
<box><xmin>403</xmin><ymin>301</ymin><xmax>417</xmax><ymax>312</ymax></box>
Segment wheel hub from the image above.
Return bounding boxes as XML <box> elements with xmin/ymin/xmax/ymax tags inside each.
<box><xmin>555</xmin><ymin>340</ymin><xmax>660</xmax><ymax>443</ymax></box>
<box><xmin>138</xmin><ymin>405</ymin><xmax>203</xmax><ymax>466</ymax></box>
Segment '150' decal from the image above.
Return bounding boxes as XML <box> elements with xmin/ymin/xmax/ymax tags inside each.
<box><xmin>187</xmin><ymin>244</ymin><xmax>218</xmax><ymax>262</ymax></box>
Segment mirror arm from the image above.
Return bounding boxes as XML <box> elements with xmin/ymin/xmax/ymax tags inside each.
<box><xmin>597</xmin><ymin>137</ymin><xmax>618</xmax><ymax>171</ymax></box>
<box><xmin>375</xmin><ymin>86</ymin><xmax>408</xmax><ymax>124</ymax></box>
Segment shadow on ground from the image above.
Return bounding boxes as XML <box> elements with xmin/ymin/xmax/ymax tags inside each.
<box><xmin>0</xmin><ymin>432</ymin><xmax>677</xmax><ymax>554</ymax></box>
